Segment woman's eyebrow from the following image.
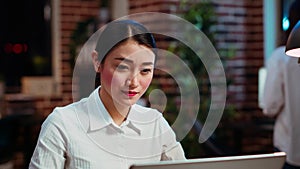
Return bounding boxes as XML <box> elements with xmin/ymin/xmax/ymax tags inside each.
<box><xmin>115</xmin><ymin>57</ymin><xmax>133</xmax><ymax>64</ymax></box>
<box><xmin>115</xmin><ymin>57</ymin><xmax>154</xmax><ymax>66</ymax></box>
<box><xmin>142</xmin><ymin>62</ymin><xmax>154</xmax><ymax>66</ymax></box>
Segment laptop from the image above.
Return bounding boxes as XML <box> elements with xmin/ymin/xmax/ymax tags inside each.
<box><xmin>129</xmin><ymin>152</ymin><xmax>286</xmax><ymax>169</ymax></box>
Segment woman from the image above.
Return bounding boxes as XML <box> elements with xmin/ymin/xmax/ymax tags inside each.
<box><xmin>29</xmin><ymin>20</ymin><xmax>185</xmax><ymax>169</ymax></box>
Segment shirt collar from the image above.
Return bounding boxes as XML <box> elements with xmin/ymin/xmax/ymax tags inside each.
<box><xmin>87</xmin><ymin>86</ymin><xmax>112</xmax><ymax>131</ymax></box>
<box><xmin>87</xmin><ymin>87</ymin><xmax>141</xmax><ymax>135</ymax></box>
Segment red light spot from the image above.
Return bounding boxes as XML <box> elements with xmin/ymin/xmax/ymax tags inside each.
<box><xmin>13</xmin><ymin>44</ymin><xmax>23</xmax><ymax>54</ymax></box>
<box><xmin>4</xmin><ymin>43</ymin><xmax>13</xmax><ymax>54</ymax></box>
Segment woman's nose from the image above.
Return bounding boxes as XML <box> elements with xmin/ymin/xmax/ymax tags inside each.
<box><xmin>126</xmin><ymin>73</ymin><xmax>139</xmax><ymax>88</ymax></box>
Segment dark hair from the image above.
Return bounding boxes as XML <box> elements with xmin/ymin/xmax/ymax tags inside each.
<box><xmin>94</xmin><ymin>19</ymin><xmax>157</xmax><ymax>87</ymax></box>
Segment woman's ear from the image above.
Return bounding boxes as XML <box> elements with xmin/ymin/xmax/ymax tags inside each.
<box><xmin>92</xmin><ymin>50</ymin><xmax>101</xmax><ymax>72</ymax></box>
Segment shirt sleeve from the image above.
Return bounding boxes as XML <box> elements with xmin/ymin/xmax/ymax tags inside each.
<box><xmin>29</xmin><ymin>110</ymin><xmax>68</xmax><ymax>169</ymax></box>
<box><xmin>159</xmin><ymin>117</ymin><xmax>186</xmax><ymax>161</ymax></box>
<box><xmin>262</xmin><ymin>48</ymin><xmax>285</xmax><ymax>117</ymax></box>
<box><xmin>161</xmin><ymin>142</ymin><xmax>186</xmax><ymax>161</ymax></box>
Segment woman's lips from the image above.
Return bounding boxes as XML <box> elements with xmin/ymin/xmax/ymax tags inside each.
<box><xmin>123</xmin><ymin>91</ymin><xmax>138</xmax><ymax>97</ymax></box>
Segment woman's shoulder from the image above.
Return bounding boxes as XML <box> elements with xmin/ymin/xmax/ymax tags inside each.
<box><xmin>45</xmin><ymin>98</ymin><xmax>88</xmax><ymax>126</ymax></box>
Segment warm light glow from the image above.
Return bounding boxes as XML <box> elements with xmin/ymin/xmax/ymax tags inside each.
<box><xmin>285</xmin><ymin>48</ymin><xmax>300</xmax><ymax>57</ymax></box>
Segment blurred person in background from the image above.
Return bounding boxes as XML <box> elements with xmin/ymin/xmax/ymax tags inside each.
<box><xmin>263</xmin><ymin>1</ymin><xmax>300</xmax><ymax>169</ymax></box>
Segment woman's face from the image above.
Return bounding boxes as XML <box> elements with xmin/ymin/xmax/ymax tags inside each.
<box><xmin>99</xmin><ymin>40</ymin><xmax>155</xmax><ymax>108</ymax></box>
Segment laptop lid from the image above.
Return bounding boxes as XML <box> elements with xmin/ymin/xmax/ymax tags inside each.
<box><xmin>129</xmin><ymin>152</ymin><xmax>286</xmax><ymax>169</ymax></box>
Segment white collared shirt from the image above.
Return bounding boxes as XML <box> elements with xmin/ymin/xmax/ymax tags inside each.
<box><xmin>263</xmin><ymin>46</ymin><xmax>300</xmax><ymax>166</ymax></box>
<box><xmin>29</xmin><ymin>87</ymin><xmax>185</xmax><ymax>169</ymax></box>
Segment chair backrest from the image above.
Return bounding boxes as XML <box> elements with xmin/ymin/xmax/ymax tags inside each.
<box><xmin>0</xmin><ymin>116</ymin><xmax>17</xmax><ymax>164</ymax></box>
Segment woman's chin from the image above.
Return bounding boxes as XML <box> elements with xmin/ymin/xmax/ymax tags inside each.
<box><xmin>113</xmin><ymin>98</ymin><xmax>139</xmax><ymax>108</ymax></box>
<box><xmin>114</xmin><ymin>93</ymin><xmax>141</xmax><ymax>105</ymax></box>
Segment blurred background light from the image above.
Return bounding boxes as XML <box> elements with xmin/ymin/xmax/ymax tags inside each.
<box><xmin>282</xmin><ymin>17</ymin><xmax>290</xmax><ymax>31</ymax></box>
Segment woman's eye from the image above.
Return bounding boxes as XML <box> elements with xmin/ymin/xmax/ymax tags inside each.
<box><xmin>141</xmin><ymin>68</ymin><xmax>152</xmax><ymax>75</ymax></box>
<box><xmin>116</xmin><ymin>64</ymin><xmax>129</xmax><ymax>71</ymax></box>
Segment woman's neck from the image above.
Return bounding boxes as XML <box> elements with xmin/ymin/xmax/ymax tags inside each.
<box><xmin>99</xmin><ymin>89</ymin><xmax>130</xmax><ymax>126</ymax></box>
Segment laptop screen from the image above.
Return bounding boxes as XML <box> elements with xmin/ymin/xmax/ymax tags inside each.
<box><xmin>129</xmin><ymin>152</ymin><xmax>286</xmax><ymax>169</ymax></box>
